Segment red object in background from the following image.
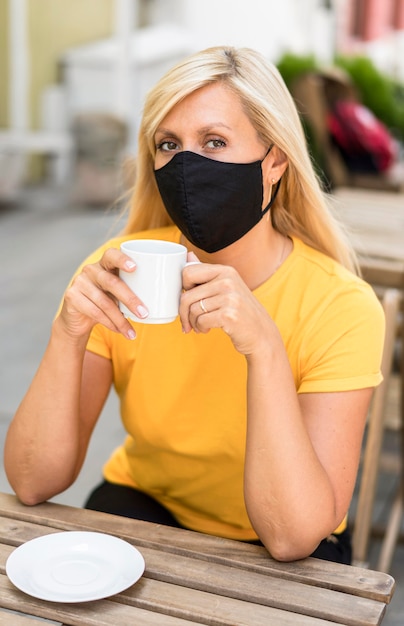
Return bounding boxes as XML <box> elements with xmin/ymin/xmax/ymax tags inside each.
<box><xmin>327</xmin><ymin>100</ymin><xmax>398</xmax><ymax>173</ymax></box>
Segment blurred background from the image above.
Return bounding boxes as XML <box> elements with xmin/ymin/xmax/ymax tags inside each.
<box><xmin>1</xmin><ymin>0</ymin><xmax>404</xmax><ymax>202</ymax></box>
<box><xmin>1</xmin><ymin>4</ymin><xmax>404</xmax><ymax>623</ymax></box>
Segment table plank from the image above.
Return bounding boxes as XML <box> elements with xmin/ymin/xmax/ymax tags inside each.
<box><xmin>0</xmin><ymin>575</ymin><xmax>196</xmax><ymax>626</ymax></box>
<box><xmin>0</xmin><ymin>495</ymin><xmax>395</xmax><ymax>604</ymax></box>
<box><xmin>0</xmin><ymin>517</ymin><xmax>387</xmax><ymax>626</ymax></box>
<box><xmin>118</xmin><ymin>577</ymin><xmax>345</xmax><ymax>626</ymax></box>
<box><xmin>0</xmin><ymin>609</ymin><xmax>56</xmax><ymax>625</ymax></box>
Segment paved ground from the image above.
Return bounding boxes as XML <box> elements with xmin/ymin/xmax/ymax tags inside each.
<box><xmin>0</xmin><ymin>184</ymin><xmax>403</xmax><ymax>624</ymax></box>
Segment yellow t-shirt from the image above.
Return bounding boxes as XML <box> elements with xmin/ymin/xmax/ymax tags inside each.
<box><xmin>77</xmin><ymin>226</ymin><xmax>384</xmax><ymax>540</ymax></box>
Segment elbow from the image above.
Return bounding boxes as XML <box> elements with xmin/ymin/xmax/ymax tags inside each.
<box><xmin>10</xmin><ymin>477</ymin><xmax>73</xmax><ymax>507</ymax></box>
<box><xmin>6</xmin><ymin>470</ymin><xmax>73</xmax><ymax>507</ymax></box>
<box><xmin>5</xmin><ymin>457</ymin><xmax>77</xmax><ymax>507</ymax></box>
<box><xmin>5</xmin><ymin>465</ymin><xmax>45</xmax><ymax>506</ymax></box>
<box><xmin>262</xmin><ymin>531</ymin><xmax>320</xmax><ymax>562</ymax></box>
<box><xmin>245</xmin><ymin>493</ymin><xmax>342</xmax><ymax>562</ymax></box>
<box><xmin>265</xmin><ymin>537</ymin><xmax>319</xmax><ymax>562</ymax></box>
<box><xmin>8</xmin><ymin>480</ymin><xmax>49</xmax><ymax>507</ymax></box>
<box><xmin>17</xmin><ymin>492</ymin><xmax>46</xmax><ymax>507</ymax></box>
<box><xmin>250</xmin><ymin>514</ymin><xmax>328</xmax><ymax>562</ymax></box>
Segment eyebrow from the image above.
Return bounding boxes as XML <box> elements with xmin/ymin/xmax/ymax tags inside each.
<box><xmin>196</xmin><ymin>123</ymin><xmax>233</xmax><ymax>135</ymax></box>
<box><xmin>155</xmin><ymin>123</ymin><xmax>232</xmax><ymax>137</ymax></box>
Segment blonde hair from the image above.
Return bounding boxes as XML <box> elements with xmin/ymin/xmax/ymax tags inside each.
<box><xmin>123</xmin><ymin>46</ymin><xmax>358</xmax><ymax>272</ymax></box>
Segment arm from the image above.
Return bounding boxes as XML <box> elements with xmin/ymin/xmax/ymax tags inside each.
<box><xmin>4</xmin><ymin>334</ymin><xmax>112</xmax><ymax>505</ymax></box>
<box><xmin>4</xmin><ymin>247</ymin><xmax>147</xmax><ymax>505</ymax></box>
<box><xmin>180</xmin><ymin>261</ymin><xmax>374</xmax><ymax>561</ymax></box>
<box><xmin>244</xmin><ymin>337</ymin><xmax>372</xmax><ymax>560</ymax></box>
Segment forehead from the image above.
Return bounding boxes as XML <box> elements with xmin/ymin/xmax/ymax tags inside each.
<box><xmin>159</xmin><ymin>82</ymin><xmax>249</xmax><ymax>128</ymax></box>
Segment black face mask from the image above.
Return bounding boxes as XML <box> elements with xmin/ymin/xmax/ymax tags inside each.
<box><xmin>154</xmin><ymin>149</ymin><xmax>280</xmax><ymax>253</ymax></box>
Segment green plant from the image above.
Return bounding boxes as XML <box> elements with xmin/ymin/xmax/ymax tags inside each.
<box><xmin>335</xmin><ymin>55</ymin><xmax>404</xmax><ymax>141</ymax></box>
<box><xmin>276</xmin><ymin>53</ymin><xmax>319</xmax><ymax>90</ymax></box>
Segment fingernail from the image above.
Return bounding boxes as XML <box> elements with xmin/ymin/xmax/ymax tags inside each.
<box><xmin>136</xmin><ymin>305</ymin><xmax>149</xmax><ymax>319</ymax></box>
<box><xmin>127</xmin><ymin>328</ymin><xmax>136</xmax><ymax>340</ymax></box>
<box><xmin>125</xmin><ymin>260</ymin><xmax>136</xmax><ymax>269</ymax></box>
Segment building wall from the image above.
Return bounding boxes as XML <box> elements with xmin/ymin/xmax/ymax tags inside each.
<box><xmin>397</xmin><ymin>0</ymin><xmax>404</xmax><ymax>28</ymax></box>
<box><xmin>1</xmin><ymin>0</ymin><xmax>115</xmax><ymax>132</ymax></box>
<box><xmin>175</xmin><ymin>0</ymin><xmax>336</xmax><ymax>63</ymax></box>
<box><xmin>335</xmin><ymin>0</ymin><xmax>404</xmax><ymax>77</ymax></box>
<box><xmin>1</xmin><ymin>0</ymin><xmax>340</xmax><ymax>137</ymax></box>
<box><xmin>27</xmin><ymin>0</ymin><xmax>115</xmax><ymax>130</ymax></box>
<box><xmin>361</xmin><ymin>0</ymin><xmax>395</xmax><ymax>41</ymax></box>
<box><xmin>0</xmin><ymin>0</ymin><xmax>9</xmax><ymax>127</ymax></box>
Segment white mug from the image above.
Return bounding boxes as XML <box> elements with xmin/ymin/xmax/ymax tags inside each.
<box><xmin>119</xmin><ymin>239</ymin><xmax>187</xmax><ymax>324</ymax></box>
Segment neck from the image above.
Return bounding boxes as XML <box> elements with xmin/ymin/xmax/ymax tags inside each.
<box><xmin>181</xmin><ymin>221</ymin><xmax>292</xmax><ymax>291</ymax></box>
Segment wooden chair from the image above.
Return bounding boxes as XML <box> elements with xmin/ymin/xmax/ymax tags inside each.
<box><xmin>352</xmin><ymin>288</ymin><xmax>402</xmax><ymax>570</ymax></box>
<box><xmin>290</xmin><ymin>71</ymin><xmax>403</xmax><ymax>192</ymax></box>
<box><xmin>360</xmin><ymin>259</ymin><xmax>404</xmax><ymax>426</ymax></box>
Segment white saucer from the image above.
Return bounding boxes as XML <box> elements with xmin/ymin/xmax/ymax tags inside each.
<box><xmin>6</xmin><ymin>531</ymin><xmax>145</xmax><ymax>602</ymax></box>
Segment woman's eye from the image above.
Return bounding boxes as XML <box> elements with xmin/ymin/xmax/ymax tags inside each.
<box><xmin>156</xmin><ymin>141</ymin><xmax>178</xmax><ymax>152</ymax></box>
<box><xmin>206</xmin><ymin>139</ymin><xmax>226</xmax><ymax>149</ymax></box>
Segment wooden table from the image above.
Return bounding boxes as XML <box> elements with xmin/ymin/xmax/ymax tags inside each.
<box><xmin>330</xmin><ymin>187</ymin><xmax>404</xmax><ymax>286</ymax></box>
<box><xmin>330</xmin><ymin>187</ymin><xmax>404</xmax><ymax>417</ymax></box>
<box><xmin>0</xmin><ymin>493</ymin><xmax>395</xmax><ymax>626</ymax></box>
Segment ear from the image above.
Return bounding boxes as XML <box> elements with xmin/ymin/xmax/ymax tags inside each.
<box><xmin>262</xmin><ymin>146</ymin><xmax>288</xmax><ymax>186</ymax></box>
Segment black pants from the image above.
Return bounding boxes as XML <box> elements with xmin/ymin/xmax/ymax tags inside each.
<box><xmin>85</xmin><ymin>480</ymin><xmax>352</xmax><ymax>565</ymax></box>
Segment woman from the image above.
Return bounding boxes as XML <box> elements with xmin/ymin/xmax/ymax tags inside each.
<box><xmin>4</xmin><ymin>46</ymin><xmax>384</xmax><ymax>563</ymax></box>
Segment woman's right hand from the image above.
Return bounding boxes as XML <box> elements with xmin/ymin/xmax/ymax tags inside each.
<box><xmin>59</xmin><ymin>247</ymin><xmax>148</xmax><ymax>340</ymax></box>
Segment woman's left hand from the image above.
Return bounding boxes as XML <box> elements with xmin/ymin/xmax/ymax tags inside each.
<box><xmin>180</xmin><ymin>257</ymin><xmax>274</xmax><ymax>356</ymax></box>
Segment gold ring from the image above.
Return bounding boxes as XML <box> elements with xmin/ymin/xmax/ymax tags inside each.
<box><xmin>199</xmin><ymin>299</ymin><xmax>208</xmax><ymax>313</ymax></box>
